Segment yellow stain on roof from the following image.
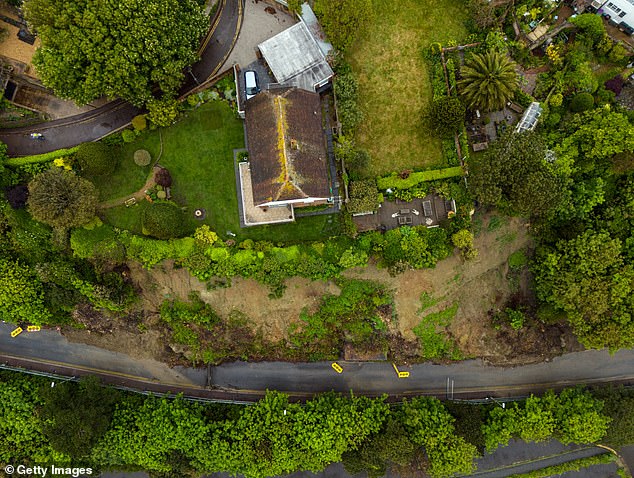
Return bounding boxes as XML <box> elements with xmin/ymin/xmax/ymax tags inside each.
<box><xmin>273</xmin><ymin>95</ymin><xmax>306</xmax><ymax>200</ymax></box>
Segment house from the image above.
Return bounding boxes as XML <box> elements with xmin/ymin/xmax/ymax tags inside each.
<box><xmin>592</xmin><ymin>0</ymin><xmax>634</xmax><ymax>34</ymax></box>
<box><xmin>238</xmin><ymin>88</ymin><xmax>332</xmax><ymax>226</ymax></box>
<box><xmin>258</xmin><ymin>21</ymin><xmax>334</xmax><ymax>92</ymax></box>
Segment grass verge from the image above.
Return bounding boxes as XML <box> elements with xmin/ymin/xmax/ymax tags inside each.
<box><xmin>506</xmin><ymin>453</ymin><xmax>614</xmax><ymax>478</ymax></box>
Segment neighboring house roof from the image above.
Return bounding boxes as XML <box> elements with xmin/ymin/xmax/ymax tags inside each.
<box><xmin>245</xmin><ymin>88</ymin><xmax>330</xmax><ymax>205</ymax></box>
<box><xmin>258</xmin><ymin>22</ymin><xmax>334</xmax><ymax>91</ymax></box>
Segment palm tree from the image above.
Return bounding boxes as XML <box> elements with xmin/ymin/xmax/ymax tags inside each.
<box><xmin>458</xmin><ymin>51</ymin><xmax>519</xmax><ymax>112</ymax></box>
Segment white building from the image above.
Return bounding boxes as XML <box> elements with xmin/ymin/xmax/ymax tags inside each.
<box><xmin>592</xmin><ymin>0</ymin><xmax>634</xmax><ymax>34</ymax></box>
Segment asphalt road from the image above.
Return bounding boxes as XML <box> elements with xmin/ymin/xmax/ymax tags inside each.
<box><xmin>2</xmin><ymin>323</ymin><xmax>634</xmax><ymax>402</ymax></box>
<box><xmin>0</xmin><ymin>0</ymin><xmax>244</xmax><ymax>157</ymax></box>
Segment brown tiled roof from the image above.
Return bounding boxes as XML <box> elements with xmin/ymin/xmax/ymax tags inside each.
<box><xmin>245</xmin><ymin>88</ymin><xmax>330</xmax><ymax>205</ymax></box>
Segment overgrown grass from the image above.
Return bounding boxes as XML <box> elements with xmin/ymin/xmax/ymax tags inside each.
<box><xmin>414</xmin><ymin>302</ymin><xmax>462</xmax><ymax>360</ymax></box>
<box><xmin>348</xmin><ymin>0</ymin><xmax>468</xmax><ymax>176</ymax></box>
<box><xmin>100</xmin><ymin>101</ymin><xmax>338</xmax><ymax>242</ymax></box>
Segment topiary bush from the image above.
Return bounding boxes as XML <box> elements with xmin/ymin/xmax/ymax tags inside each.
<box><xmin>75</xmin><ymin>142</ymin><xmax>116</xmax><ymax>176</ymax></box>
<box><xmin>121</xmin><ymin>129</ymin><xmax>136</xmax><ymax>143</ymax></box>
<box><xmin>428</xmin><ymin>97</ymin><xmax>466</xmax><ymax>137</ymax></box>
<box><xmin>141</xmin><ymin>202</ymin><xmax>185</xmax><ymax>239</ymax></box>
<box><xmin>131</xmin><ymin>115</ymin><xmax>147</xmax><ymax>131</ymax></box>
<box><xmin>155</xmin><ymin>167</ymin><xmax>172</xmax><ymax>187</ymax></box>
<box><xmin>134</xmin><ymin>149</ymin><xmax>151</xmax><ymax>166</ymax></box>
<box><xmin>569</xmin><ymin>92</ymin><xmax>595</xmax><ymax>113</ymax></box>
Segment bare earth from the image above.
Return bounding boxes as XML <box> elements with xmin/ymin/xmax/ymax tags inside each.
<box><xmin>63</xmin><ymin>213</ymin><xmax>582</xmax><ymax>365</ymax></box>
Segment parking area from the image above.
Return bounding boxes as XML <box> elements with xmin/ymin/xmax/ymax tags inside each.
<box><xmin>236</xmin><ymin>59</ymin><xmax>276</xmax><ymax>106</ymax></box>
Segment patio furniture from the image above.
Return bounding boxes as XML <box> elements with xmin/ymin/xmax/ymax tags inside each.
<box><xmin>422</xmin><ymin>200</ymin><xmax>433</xmax><ymax>217</ymax></box>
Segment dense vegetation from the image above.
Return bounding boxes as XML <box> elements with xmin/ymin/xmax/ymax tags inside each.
<box><xmin>461</xmin><ymin>3</ymin><xmax>634</xmax><ymax>350</ymax></box>
<box><xmin>0</xmin><ymin>371</ymin><xmax>621</xmax><ymax>478</ymax></box>
<box><xmin>24</xmin><ymin>0</ymin><xmax>208</xmax><ymax>106</ymax></box>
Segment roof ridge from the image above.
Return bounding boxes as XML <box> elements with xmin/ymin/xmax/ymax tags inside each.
<box><xmin>273</xmin><ymin>95</ymin><xmax>308</xmax><ymax>201</ymax></box>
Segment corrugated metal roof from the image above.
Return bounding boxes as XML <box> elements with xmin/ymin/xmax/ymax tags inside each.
<box><xmin>258</xmin><ymin>22</ymin><xmax>333</xmax><ymax>92</ymax></box>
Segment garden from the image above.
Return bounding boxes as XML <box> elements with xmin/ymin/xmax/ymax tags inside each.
<box><xmin>96</xmin><ymin>95</ymin><xmax>338</xmax><ymax>243</ymax></box>
<box><xmin>347</xmin><ymin>0</ymin><xmax>469</xmax><ymax>176</ymax></box>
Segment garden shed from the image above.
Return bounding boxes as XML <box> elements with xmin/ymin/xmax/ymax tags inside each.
<box><xmin>258</xmin><ymin>22</ymin><xmax>334</xmax><ymax>92</ymax></box>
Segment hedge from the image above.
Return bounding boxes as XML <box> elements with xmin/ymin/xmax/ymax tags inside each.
<box><xmin>4</xmin><ymin>146</ymin><xmax>80</xmax><ymax>167</ymax></box>
<box><xmin>377</xmin><ymin>166</ymin><xmax>464</xmax><ymax>190</ymax></box>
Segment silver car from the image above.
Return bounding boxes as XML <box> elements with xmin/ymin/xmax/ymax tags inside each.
<box><xmin>244</xmin><ymin>70</ymin><xmax>260</xmax><ymax>100</ymax></box>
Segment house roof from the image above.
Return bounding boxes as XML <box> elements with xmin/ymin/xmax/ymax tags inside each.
<box><xmin>258</xmin><ymin>22</ymin><xmax>334</xmax><ymax>91</ymax></box>
<box><xmin>245</xmin><ymin>88</ymin><xmax>330</xmax><ymax>205</ymax></box>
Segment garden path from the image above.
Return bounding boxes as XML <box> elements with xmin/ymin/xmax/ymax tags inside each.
<box><xmin>98</xmin><ymin>166</ymin><xmax>159</xmax><ymax>209</ymax></box>
<box><xmin>99</xmin><ymin>130</ymin><xmax>164</xmax><ymax>209</ymax></box>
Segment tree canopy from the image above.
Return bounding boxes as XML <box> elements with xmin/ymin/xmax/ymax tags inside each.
<box><xmin>0</xmin><ymin>258</ymin><xmax>52</xmax><ymax>324</ymax></box>
<box><xmin>468</xmin><ymin>131</ymin><xmax>564</xmax><ymax>218</ymax></box>
<box><xmin>24</xmin><ymin>0</ymin><xmax>208</xmax><ymax>106</ymax></box>
<box><xmin>428</xmin><ymin>96</ymin><xmax>466</xmax><ymax>137</ymax></box>
<box><xmin>534</xmin><ymin>230</ymin><xmax>634</xmax><ymax>350</ymax></box>
<box><xmin>458</xmin><ymin>51</ymin><xmax>518</xmax><ymax>111</ymax></box>
<box><xmin>40</xmin><ymin>376</ymin><xmax>120</xmax><ymax>458</ymax></box>
<box><xmin>313</xmin><ymin>0</ymin><xmax>373</xmax><ymax>52</ymax></box>
<box><xmin>28</xmin><ymin>167</ymin><xmax>98</xmax><ymax>229</ymax></box>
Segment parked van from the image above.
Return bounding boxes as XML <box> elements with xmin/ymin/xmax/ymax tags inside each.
<box><xmin>244</xmin><ymin>70</ymin><xmax>260</xmax><ymax>100</ymax></box>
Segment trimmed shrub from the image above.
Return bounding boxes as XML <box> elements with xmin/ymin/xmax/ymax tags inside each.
<box><xmin>4</xmin><ymin>184</ymin><xmax>29</xmax><ymax>209</ymax></box>
<box><xmin>141</xmin><ymin>202</ymin><xmax>185</xmax><ymax>239</ymax></box>
<box><xmin>428</xmin><ymin>97</ymin><xmax>466</xmax><ymax>137</ymax></box>
<box><xmin>134</xmin><ymin>149</ymin><xmax>151</xmax><ymax>166</ymax></box>
<box><xmin>348</xmin><ymin>179</ymin><xmax>380</xmax><ymax>214</ymax></box>
<box><xmin>75</xmin><ymin>142</ymin><xmax>116</xmax><ymax>176</ymax></box>
<box><xmin>569</xmin><ymin>92</ymin><xmax>595</xmax><ymax>112</ymax></box>
<box><xmin>121</xmin><ymin>129</ymin><xmax>136</xmax><ymax>143</ymax></box>
<box><xmin>604</xmin><ymin>75</ymin><xmax>624</xmax><ymax>96</ymax></box>
<box><xmin>131</xmin><ymin>115</ymin><xmax>147</xmax><ymax>131</ymax></box>
<box><xmin>155</xmin><ymin>168</ymin><xmax>172</xmax><ymax>187</ymax></box>
<box><xmin>4</xmin><ymin>146</ymin><xmax>80</xmax><ymax>167</ymax></box>
<box><xmin>377</xmin><ymin>167</ymin><xmax>464</xmax><ymax>190</ymax></box>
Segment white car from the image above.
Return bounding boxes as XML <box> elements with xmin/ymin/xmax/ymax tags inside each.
<box><xmin>244</xmin><ymin>70</ymin><xmax>260</xmax><ymax>100</ymax></box>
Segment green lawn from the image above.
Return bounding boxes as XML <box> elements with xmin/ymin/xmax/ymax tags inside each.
<box><xmin>92</xmin><ymin>135</ymin><xmax>159</xmax><ymax>202</ymax></box>
<box><xmin>349</xmin><ymin>0</ymin><xmax>468</xmax><ymax>177</ymax></box>
<box><xmin>100</xmin><ymin>101</ymin><xmax>339</xmax><ymax>242</ymax></box>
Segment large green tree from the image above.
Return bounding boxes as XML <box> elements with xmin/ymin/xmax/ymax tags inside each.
<box><xmin>428</xmin><ymin>96</ymin><xmax>466</xmax><ymax>137</ymax></box>
<box><xmin>534</xmin><ymin>230</ymin><xmax>634</xmax><ymax>349</ymax></box>
<box><xmin>24</xmin><ymin>0</ymin><xmax>208</xmax><ymax>106</ymax></box>
<box><xmin>458</xmin><ymin>50</ymin><xmax>518</xmax><ymax>111</ymax></box>
<box><xmin>40</xmin><ymin>376</ymin><xmax>120</xmax><ymax>458</ymax></box>
<box><xmin>483</xmin><ymin>389</ymin><xmax>610</xmax><ymax>451</ymax></box>
<box><xmin>400</xmin><ymin>397</ymin><xmax>478</xmax><ymax>477</ymax></box>
<box><xmin>28</xmin><ymin>167</ymin><xmax>98</xmax><ymax>229</ymax></box>
<box><xmin>468</xmin><ymin>131</ymin><xmax>564</xmax><ymax>218</ymax></box>
<box><xmin>313</xmin><ymin>0</ymin><xmax>373</xmax><ymax>52</ymax></box>
<box><xmin>0</xmin><ymin>258</ymin><xmax>51</xmax><ymax>324</ymax></box>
